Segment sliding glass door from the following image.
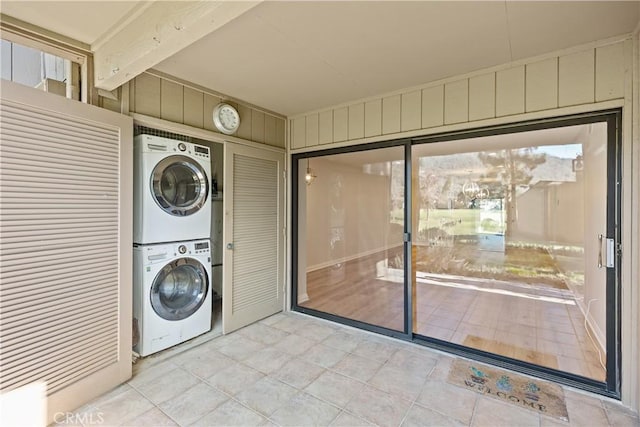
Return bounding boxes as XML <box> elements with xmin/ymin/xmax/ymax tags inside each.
<box><xmin>292</xmin><ymin>111</ymin><xmax>620</xmax><ymax>395</ymax></box>
<box><xmin>294</xmin><ymin>145</ymin><xmax>406</xmax><ymax>332</ymax></box>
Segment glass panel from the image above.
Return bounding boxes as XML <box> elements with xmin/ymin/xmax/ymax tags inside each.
<box><xmin>161</xmin><ymin>163</ymin><xmax>201</xmax><ymax>207</ymax></box>
<box><xmin>297</xmin><ymin>146</ymin><xmax>405</xmax><ymax>331</ymax></box>
<box><xmin>1</xmin><ymin>39</ymin><xmax>71</xmax><ymax>97</ymax></box>
<box><xmin>152</xmin><ymin>260</ymin><xmax>207</xmax><ymax>320</ymax></box>
<box><xmin>412</xmin><ymin>123</ymin><xmax>608</xmax><ymax>381</ymax></box>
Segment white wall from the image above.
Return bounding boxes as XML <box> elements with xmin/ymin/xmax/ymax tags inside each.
<box><xmin>305</xmin><ymin>156</ymin><xmax>393</xmax><ymax>270</ymax></box>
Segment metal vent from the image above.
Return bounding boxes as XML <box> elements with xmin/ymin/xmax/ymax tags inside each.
<box><xmin>133</xmin><ymin>125</ymin><xmax>191</xmax><ymax>142</ymax></box>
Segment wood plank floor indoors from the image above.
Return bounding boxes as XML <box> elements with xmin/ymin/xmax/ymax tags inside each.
<box><xmin>301</xmin><ymin>249</ymin><xmax>606</xmax><ymax>382</ymax></box>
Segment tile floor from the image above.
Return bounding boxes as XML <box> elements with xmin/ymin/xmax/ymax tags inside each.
<box><xmin>71</xmin><ymin>312</ymin><xmax>638</xmax><ymax>427</ymax></box>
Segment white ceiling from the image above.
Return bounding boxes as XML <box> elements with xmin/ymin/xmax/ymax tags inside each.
<box><xmin>2</xmin><ymin>1</ymin><xmax>639</xmax><ymax>117</ymax></box>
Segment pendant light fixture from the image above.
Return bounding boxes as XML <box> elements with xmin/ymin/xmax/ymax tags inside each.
<box><xmin>305</xmin><ymin>159</ymin><xmax>316</xmax><ymax>185</ymax></box>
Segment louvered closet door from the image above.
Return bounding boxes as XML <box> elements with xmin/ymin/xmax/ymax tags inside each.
<box><xmin>0</xmin><ymin>80</ymin><xmax>133</xmax><ymax>425</ymax></box>
<box><xmin>223</xmin><ymin>142</ymin><xmax>285</xmax><ymax>333</ymax></box>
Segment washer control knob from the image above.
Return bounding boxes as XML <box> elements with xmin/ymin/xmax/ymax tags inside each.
<box><xmin>178</xmin><ymin>245</ymin><xmax>187</xmax><ymax>254</ymax></box>
<box><xmin>178</xmin><ymin>143</ymin><xmax>187</xmax><ymax>152</ymax></box>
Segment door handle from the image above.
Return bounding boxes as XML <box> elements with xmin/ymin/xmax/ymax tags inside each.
<box><xmin>226</xmin><ymin>243</ymin><xmax>234</xmax><ymax>250</ymax></box>
<box><xmin>598</xmin><ymin>234</ymin><xmax>603</xmax><ymax>268</ymax></box>
<box><xmin>598</xmin><ymin>234</ymin><xmax>615</xmax><ymax>269</ymax></box>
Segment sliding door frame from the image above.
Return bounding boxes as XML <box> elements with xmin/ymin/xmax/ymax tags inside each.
<box><xmin>290</xmin><ymin>109</ymin><xmax>622</xmax><ymax>398</ymax></box>
<box><xmin>291</xmin><ymin>139</ymin><xmax>413</xmax><ymax>341</ymax></box>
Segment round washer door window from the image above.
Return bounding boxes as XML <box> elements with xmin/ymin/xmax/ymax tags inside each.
<box><xmin>150</xmin><ymin>258</ymin><xmax>209</xmax><ymax>321</ymax></box>
<box><xmin>151</xmin><ymin>155</ymin><xmax>209</xmax><ymax>216</ymax></box>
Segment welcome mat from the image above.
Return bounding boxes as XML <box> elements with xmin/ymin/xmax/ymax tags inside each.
<box><xmin>447</xmin><ymin>359</ymin><xmax>569</xmax><ymax>421</ymax></box>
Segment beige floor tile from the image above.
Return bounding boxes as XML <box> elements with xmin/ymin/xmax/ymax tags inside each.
<box><xmin>86</xmin><ymin>383</ymin><xmax>134</xmax><ymax>408</ymax></box>
<box><xmin>604</xmin><ymin>409</ymin><xmax>640</xmax><ymax>427</ymax></box>
<box><xmin>270</xmin><ymin>316</ymin><xmax>307</xmax><ymax>333</ymax></box>
<box><xmin>300</xmin><ymin>343</ymin><xmax>347</xmax><ymax>368</ymax></box>
<box><xmin>471</xmin><ymin>396</ymin><xmax>539</xmax><ymax>427</ymax></box>
<box><xmin>565</xmin><ymin>394</ymin><xmax>610</xmax><ymax>427</ymax></box>
<box><xmin>345</xmin><ymin>385</ymin><xmax>412</xmax><ymax>427</ymax></box>
<box><xmin>190</xmin><ymin>399</ymin><xmax>267</xmax><ymax>426</ymax></box>
<box><xmin>216</xmin><ymin>336</ymin><xmax>265</xmax><ymax>361</ymax></box>
<box><xmin>330</xmin><ymin>411</ymin><xmax>373</xmax><ymax>426</ymax></box>
<box><xmin>172</xmin><ymin>348</ymin><xmax>236</xmax><ymax>379</ymax></box>
<box><xmin>322</xmin><ymin>331</ymin><xmax>362</xmax><ymax>352</ymax></box>
<box><xmin>237</xmin><ymin>323</ymin><xmax>290</xmax><ymax>345</ymax></box>
<box><xmin>332</xmin><ymin>353</ymin><xmax>383</xmax><ymax>382</ymax></box>
<box><xmin>369</xmin><ymin>364</ymin><xmax>428</xmax><ymax>401</ymax></box>
<box><xmin>351</xmin><ymin>339</ymin><xmax>398</xmax><ymax>363</ymax></box>
<box><xmin>235</xmin><ymin>377</ymin><xmax>298</xmax><ymax>416</ymax></box>
<box><xmin>273</xmin><ymin>333</ymin><xmax>317</xmax><ymax>356</ymax></box>
<box><xmin>259</xmin><ymin>312</ymin><xmax>286</xmax><ymax>326</ymax></box>
<box><xmin>91</xmin><ymin>388</ymin><xmax>154</xmax><ymax>426</ymax></box>
<box><xmin>158</xmin><ymin>382</ymin><xmax>228</xmax><ymax>426</ymax></box>
<box><xmin>133</xmin><ymin>367</ymin><xmax>201</xmax><ymax>405</ymax></box>
<box><xmin>539</xmin><ymin>414</ymin><xmax>570</xmax><ymax>427</ymax></box>
<box><xmin>124</xmin><ymin>407</ymin><xmax>178</xmax><ymax>427</ymax></box>
<box><xmin>428</xmin><ymin>356</ymin><xmax>455</xmax><ymax>382</ymax></box>
<box><xmin>416</xmin><ymin>381</ymin><xmax>478</xmax><ymax>425</ymax></box>
<box><xmin>272</xmin><ymin>358</ymin><xmax>326</xmax><ymax>389</ymax></box>
<box><xmin>243</xmin><ymin>347</ymin><xmax>293</xmax><ymax>374</ymax></box>
<box><xmin>206</xmin><ymin>363</ymin><xmax>264</xmax><ymax>396</ymax></box>
<box><xmin>386</xmin><ymin>347</ymin><xmax>439</xmax><ymax>373</ymax></box>
<box><xmin>305</xmin><ymin>371</ymin><xmax>365</xmax><ymax>407</ymax></box>
<box><xmin>270</xmin><ymin>392</ymin><xmax>341</xmax><ymax>426</ymax></box>
<box><xmin>401</xmin><ymin>403</ymin><xmax>465</xmax><ymax>427</ymax></box>
<box><xmin>128</xmin><ymin>360</ymin><xmax>179</xmax><ymax>387</ymax></box>
<box><xmin>295</xmin><ymin>322</ymin><xmax>337</xmax><ymax>342</ymax></box>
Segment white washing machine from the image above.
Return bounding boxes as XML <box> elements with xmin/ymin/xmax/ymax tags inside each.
<box><xmin>133</xmin><ymin>240</ymin><xmax>212</xmax><ymax>356</ymax></box>
<box><xmin>134</xmin><ymin>134</ymin><xmax>211</xmax><ymax>244</ymax></box>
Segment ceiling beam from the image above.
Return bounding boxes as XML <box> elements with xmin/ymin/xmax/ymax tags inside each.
<box><xmin>93</xmin><ymin>1</ymin><xmax>261</xmax><ymax>91</ymax></box>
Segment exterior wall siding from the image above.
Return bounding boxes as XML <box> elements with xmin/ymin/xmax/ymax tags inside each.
<box><xmin>289</xmin><ymin>40</ymin><xmax>629</xmax><ymax>151</ymax></box>
<box><xmin>121</xmin><ymin>71</ymin><xmax>286</xmax><ymax>148</ymax></box>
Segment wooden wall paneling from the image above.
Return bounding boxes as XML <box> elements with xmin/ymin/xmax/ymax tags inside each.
<box><xmin>595</xmin><ymin>42</ymin><xmax>625</xmax><ymax>101</ymax></box>
<box><xmin>333</xmin><ymin>107</ymin><xmax>348</xmax><ymax>142</ymax></box>
<box><xmin>559</xmin><ymin>49</ymin><xmax>595</xmax><ymax>107</ymax></box>
<box><xmin>526</xmin><ymin>58</ymin><xmax>558</xmax><ymax>112</ymax></box>
<box><xmin>203</xmin><ymin>93</ymin><xmax>222</xmax><ymax>132</ymax></box>
<box><xmin>364</xmin><ymin>99</ymin><xmax>382</xmax><ymax>137</ymax></box>
<box><xmin>348</xmin><ymin>103</ymin><xmax>365</xmax><ymax>140</ymax></box>
<box><xmin>183</xmin><ymin>86</ymin><xmax>204</xmax><ymax>128</ymax></box>
<box><xmin>496</xmin><ymin>66</ymin><xmax>525</xmax><ymax>117</ymax></box>
<box><xmin>133</xmin><ymin>73</ymin><xmax>160</xmax><ymax>117</ymax></box>
<box><xmin>275</xmin><ymin>119</ymin><xmax>285</xmax><ymax>148</ymax></box>
<box><xmin>382</xmin><ymin>95</ymin><xmax>401</xmax><ymax>134</ymax></box>
<box><xmin>401</xmin><ymin>90</ymin><xmax>421</xmax><ymax>131</ymax></box>
<box><xmin>264</xmin><ymin>115</ymin><xmax>276</xmax><ymax>146</ymax></box>
<box><xmin>305</xmin><ymin>113</ymin><xmax>319</xmax><ymax>147</ymax></box>
<box><xmin>236</xmin><ymin>104</ymin><xmax>252</xmax><ymax>140</ymax></box>
<box><xmin>251</xmin><ymin>110</ymin><xmax>265</xmax><ymax>143</ymax></box>
<box><xmin>318</xmin><ymin>110</ymin><xmax>333</xmax><ymax>144</ymax></box>
<box><xmin>422</xmin><ymin>85</ymin><xmax>444</xmax><ymax>128</ymax></box>
<box><xmin>291</xmin><ymin>116</ymin><xmax>306</xmax><ymax>149</ymax></box>
<box><xmin>444</xmin><ymin>80</ymin><xmax>469</xmax><ymax>124</ymax></box>
<box><xmin>160</xmin><ymin>79</ymin><xmax>184</xmax><ymax>123</ymax></box>
<box><xmin>468</xmin><ymin>73</ymin><xmax>496</xmax><ymax>121</ymax></box>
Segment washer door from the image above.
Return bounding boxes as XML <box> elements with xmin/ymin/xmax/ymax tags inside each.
<box><xmin>150</xmin><ymin>258</ymin><xmax>209</xmax><ymax>321</ymax></box>
<box><xmin>151</xmin><ymin>155</ymin><xmax>209</xmax><ymax>216</ymax></box>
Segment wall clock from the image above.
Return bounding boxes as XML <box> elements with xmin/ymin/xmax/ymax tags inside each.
<box><xmin>212</xmin><ymin>102</ymin><xmax>240</xmax><ymax>135</ymax></box>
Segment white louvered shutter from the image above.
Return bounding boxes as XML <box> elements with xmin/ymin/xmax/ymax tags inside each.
<box><xmin>223</xmin><ymin>142</ymin><xmax>284</xmax><ymax>333</ymax></box>
<box><xmin>0</xmin><ymin>80</ymin><xmax>133</xmax><ymax>424</ymax></box>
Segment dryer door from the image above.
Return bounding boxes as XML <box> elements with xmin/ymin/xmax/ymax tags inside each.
<box><xmin>151</xmin><ymin>258</ymin><xmax>209</xmax><ymax>321</ymax></box>
<box><xmin>151</xmin><ymin>155</ymin><xmax>209</xmax><ymax>216</ymax></box>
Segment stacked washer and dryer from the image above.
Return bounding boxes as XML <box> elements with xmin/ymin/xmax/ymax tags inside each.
<box><xmin>133</xmin><ymin>134</ymin><xmax>213</xmax><ymax>357</ymax></box>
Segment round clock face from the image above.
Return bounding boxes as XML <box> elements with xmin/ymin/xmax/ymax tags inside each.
<box><xmin>212</xmin><ymin>103</ymin><xmax>240</xmax><ymax>135</ymax></box>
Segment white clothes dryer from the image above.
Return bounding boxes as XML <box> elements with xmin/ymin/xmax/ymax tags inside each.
<box><xmin>133</xmin><ymin>240</ymin><xmax>212</xmax><ymax>356</ymax></box>
<box><xmin>134</xmin><ymin>134</ymin><xmax>211</xmax><ymax>244</ymax></box>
